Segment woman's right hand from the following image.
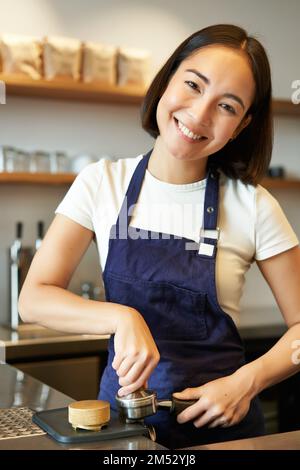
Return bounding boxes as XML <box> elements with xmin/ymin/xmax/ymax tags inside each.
<box><xmin>112</xmin><ymin>307</ymin><xmax>160</xmax><ymax>396</ymax></box>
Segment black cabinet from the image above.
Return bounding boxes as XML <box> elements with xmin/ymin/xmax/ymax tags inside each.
<box><xmin>242</xmin><ymin>330</ymin><xmax>300</xmax><ymax>434</ymax></box>
<box><xmin>13</xmin><ymin>355</ymin><xmax>105</xmax><ymax>400</ymax></box>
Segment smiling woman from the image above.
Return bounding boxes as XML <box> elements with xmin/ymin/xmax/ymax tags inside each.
<box><xmin>19</xmin><ymin>24</ymin><xmax>300</xmax><ymax>450</ymax></box>
<box><xmin>147</xmin><ymin>45</ymin><xmax>255</xmax><ymax>183</ymax></box>
<box><xmin>142</xmin><ymin>25</ymin><xmax>272</xmax><ymax>185</ymax></box>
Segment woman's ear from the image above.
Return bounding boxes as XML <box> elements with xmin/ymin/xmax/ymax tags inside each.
<box><xmin>232</xmin><ymin>114</ymin><xmax>252</xmax><ymax>140</ymax></box>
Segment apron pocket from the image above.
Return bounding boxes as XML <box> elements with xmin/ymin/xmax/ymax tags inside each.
<box><xmin>104</xmin><ymin>271</ymin><xmax>207</xmax><ymax>340</ymax></box>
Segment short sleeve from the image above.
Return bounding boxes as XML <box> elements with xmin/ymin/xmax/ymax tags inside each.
<box><xmin>55</xmin><ymin>160</ymin><xmax>104</xmax><ymax>231</ymax></box>
<box><xmin>255</xmin><ymin>185</ymin><xmax>299</xmax><ymax>260</ymax></box>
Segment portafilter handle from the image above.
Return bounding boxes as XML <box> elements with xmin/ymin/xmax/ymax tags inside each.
<box><xmin>158</xmin><ymin>396</ymin><xmax>197</xmax><ymax>415</ymax></box>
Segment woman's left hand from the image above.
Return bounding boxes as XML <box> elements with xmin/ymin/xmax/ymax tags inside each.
<box><xmin>173</xmin><ymin>369</ymin><xmax>255</xmax><ymax>428</ymax></box>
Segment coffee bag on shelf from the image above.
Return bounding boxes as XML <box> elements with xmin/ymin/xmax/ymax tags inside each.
<box><xmin>43</xmin><ymin>36</ymin><xmax>82</xmax><ymax>81</ymax></box>
<box><xmin>0</xmin><ymin>34</ymin><xmax>42</xmax><ymax>79</ymax></box>
<box><xmin>82</xmin><ymin>42</ymin><xmax>117</xmax><ymax>85</ymax></box>
<box><xmin>117</xmin><ymin>47</ymin><xmax>151</xmax><ymax>87</ymax></box>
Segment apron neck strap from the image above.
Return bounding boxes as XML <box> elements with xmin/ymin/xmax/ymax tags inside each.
<box><xmin>115</xmin><ymin>149</ymin><xmax>152</xmax><ymax>234</ymax></box>
<box><xmin>203</xmin><ymin>166</ymin><xmax>219</xmax><ymax>230</ymax></box>
<box><xmin>198</xmin><ymin>166</ymin><xmax>220</xmax><ymax>257</ymax></box>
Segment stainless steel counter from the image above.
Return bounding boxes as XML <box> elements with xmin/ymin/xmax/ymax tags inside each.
<box><xmin>0</xmin><ymin>325</ymin><xmax>111</xmax><ymax>400</ymax></box>
<box><xmin>0</xmin><ymin>325</ymin><xmax>109</xmax><ymax>361</ymax></box>
<box><xmin>181</xmin><ymin>429</ymin><xmax>300</xmax><ymax>450</ymax></box>
<box><xmin>0</xmin><ymin>363</ymin><xmax>165</xmax><ymax>450</ymax></box>
<box><xmin>238</xmin><ymin>306</ymin><xmax>287</xmax><ymax>340</ymax></box>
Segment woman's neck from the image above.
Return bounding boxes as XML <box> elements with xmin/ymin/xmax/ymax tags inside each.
<box><xmin>148</xmin><ymin>137</ymin><xmax>208</xmax><ymax>185</ymax></box>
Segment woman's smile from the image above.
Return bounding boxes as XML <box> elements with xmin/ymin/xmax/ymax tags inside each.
<box><xmin>173</xmin><ymin>117</ymin><xmax>209</xmax><ymax>144</ymax></box>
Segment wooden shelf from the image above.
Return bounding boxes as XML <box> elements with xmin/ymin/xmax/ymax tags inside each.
<box><xmin>0</xmin><ymin>74</ymin><xmax>146</xmax><ymax>105</ymax></box>
<box><xmin>0</xmin><ymin>172</ymin><xmax>300</xmax><ymax>189</ymax></box>
<box><xmin>272</xmin><ymin>99</ymin><xmax>300</xmax><ymax>116</ymax></box>
<box><xmin>261</xmin><ymin>177</ymin><xmax>300</xmax><ymax>189</ymax></box>
<box><xmin>1</xmin><ymin>74</ymin><xmax>300</xmax><ymax>114</ymax></box>
<box><xmin>0</xmin><ymin>172</ymin><xmax>75</xmax><ymax>185</ymax></box>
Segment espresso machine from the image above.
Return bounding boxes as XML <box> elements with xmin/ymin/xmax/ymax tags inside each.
<box><xmin>9</xmin><ymin>221</ymin><xmax>44</xmax><ymax>330</ymax></box>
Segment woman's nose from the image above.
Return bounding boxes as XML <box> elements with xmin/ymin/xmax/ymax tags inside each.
<box><xmin>188</xmin><ymin>98</ymin><xmax>212</xmax><ymax>128</ymax></box>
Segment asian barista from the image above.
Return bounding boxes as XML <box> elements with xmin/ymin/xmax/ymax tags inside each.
<box><xmin>19</xmin><ymin>24</ymin><xmax>300</xmax><ymax>448</ymax></box>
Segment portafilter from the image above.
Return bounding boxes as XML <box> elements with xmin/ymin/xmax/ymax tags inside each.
<box><xmin>115</xmin><ymin>388</ymin><xmax>197</xmax><ymax>423</ymax></box>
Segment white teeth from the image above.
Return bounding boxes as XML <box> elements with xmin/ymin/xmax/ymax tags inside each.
<box><xmin>177</xmin><ymin>120</ymin><xmax>204</xmax><ymax>140</ymax></box>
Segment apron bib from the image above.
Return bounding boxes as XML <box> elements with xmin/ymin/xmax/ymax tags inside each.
<box><xmin>99</xmin><ymin>149</ymin><xmax>265</xmax><ymax>448</ymax></box>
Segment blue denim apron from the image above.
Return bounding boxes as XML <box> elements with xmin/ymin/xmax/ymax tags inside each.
<box><xmin>99</xmin><ymin>149</ymin><xmax>265</xmax><ymax>448</ymax></box>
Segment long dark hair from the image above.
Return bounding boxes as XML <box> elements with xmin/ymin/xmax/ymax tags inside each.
<box><xmin>141</xmin><ymin>24</ymin><xmax>273</xmax><ymax>185</ymax></box>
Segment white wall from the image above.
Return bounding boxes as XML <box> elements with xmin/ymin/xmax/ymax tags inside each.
<box><xmin>0</xmin><ymin>0</ymin><xmax>299</xmax><ymax>325</ymax></box>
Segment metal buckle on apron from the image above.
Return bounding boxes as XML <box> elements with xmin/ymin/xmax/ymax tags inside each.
<box><xmin>198</xmin><ymin>227</ymin><xmax>220</xmax><ymax>256</ymax></box>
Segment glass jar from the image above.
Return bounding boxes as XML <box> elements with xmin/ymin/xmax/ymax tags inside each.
<box><xmin>49</xmin><ymin>151</ymin><xmax>69</xmax><ymax>173</ymax></box>
<box><xmin>0</xmin><ymin>146</ymin><xmax>5</xmax><ymax>172</ymax></box>
<box><xmin>3</xmin><ymin>146</ymin><xmax>17</xmax><ymax>172</ymax></box>
<box><xmin>30</xmin><ymin>150</ymin><xmax>51</xmax><ymax>173</ymax></box>
<box><xmin>14</xmin><ymin>149</ymin><xmax>31</xmax><ymax>172</ymax></box>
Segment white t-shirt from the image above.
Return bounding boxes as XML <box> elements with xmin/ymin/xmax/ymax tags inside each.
<box><xmin>55</xmin><ymin>154</ymin><xmax>299</xmax><ymax>325</ymax></box>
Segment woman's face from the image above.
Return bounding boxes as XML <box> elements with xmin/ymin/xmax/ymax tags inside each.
<box><xmin>156</xmin><ymin>45</ymin><xmax>256</xmax><ymax>162</ymax></box>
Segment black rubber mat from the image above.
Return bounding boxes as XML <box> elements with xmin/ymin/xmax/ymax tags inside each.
<box><xmin>32</xmin><ymin>407</ymin><xmax>150</xmax><ymax>444</ymax></box>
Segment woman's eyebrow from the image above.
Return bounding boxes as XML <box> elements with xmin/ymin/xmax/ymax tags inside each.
<box><xmin>185</xmin><ymin>68</ymin><xmax>210</xmax><ymax>85</ymax></box>
<box><xmin>185</xmin><ymin>68</ymin><xmax>245</xmax><ymax>110</ymax></box>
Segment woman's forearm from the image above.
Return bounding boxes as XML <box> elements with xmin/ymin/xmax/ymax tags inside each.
<box><xmin>19</xmin><ymin>283</ymin><xmax>160</xmax><ymax>392</ymax></box>
<box><xmin>236</xmin><ymin>323</ymin><xmax>300</xmax><ymax>397</ymax></box>
<box><xmin>18</xmin><ymin>284</ymin><xmax>129</xmax><ymax>335</ymax></box>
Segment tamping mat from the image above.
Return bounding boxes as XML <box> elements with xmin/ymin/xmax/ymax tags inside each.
<box><xmin>32</xmin><ymin>407</ymin><xmax>150</xmax><ymax>444</ymax></box>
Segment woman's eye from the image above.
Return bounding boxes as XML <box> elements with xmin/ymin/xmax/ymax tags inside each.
<box><xmin>220</xmin><ymin>103</ymin><xmax>236</xmax><ymax>115</ymax></box>
<box><xmin>184</xmin><ymin>80</ymin><xmax>200</xmax><ymax>92</ymax></box>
